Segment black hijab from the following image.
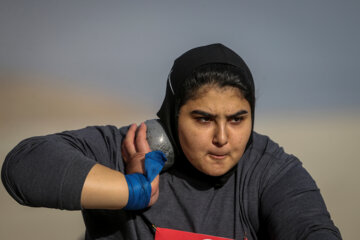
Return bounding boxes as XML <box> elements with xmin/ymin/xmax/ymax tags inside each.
<box><xmin>156</xmin><ymin>43</ymin><xmax>255</xmax><ymax>184</ymax></box>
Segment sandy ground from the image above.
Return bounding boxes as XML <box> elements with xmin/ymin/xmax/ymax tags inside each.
<box><xmin>0</xmin><ymin>79</ymin><xmax>359</xmax><ymax>239</ymax></box>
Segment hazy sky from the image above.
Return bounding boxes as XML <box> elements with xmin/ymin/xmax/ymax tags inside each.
<box><xmin>1</xmin><ymin>0</ymin><xmax>359</xmax><ymax>115</ymax></box>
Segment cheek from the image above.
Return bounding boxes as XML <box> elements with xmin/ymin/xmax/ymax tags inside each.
<box><xmin>178</xmin><ymin>122</ymin><xmax>191</xmax><ymax>153</ymax></box>
<box><xmin>178</xmin><ymin>124</ymin><xmax>208</xmax><ymax>156</ymax></box>
<box><xmin>230</xmin><ymin>122</ymin><xmax>252</xmax><ymax>152</ymax></box>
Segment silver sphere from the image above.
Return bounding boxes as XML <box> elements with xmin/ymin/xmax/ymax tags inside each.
<box><xmin>145</xmin><ymin>119</ymin><xmax>175</xmax><ymax>171</ymax></box>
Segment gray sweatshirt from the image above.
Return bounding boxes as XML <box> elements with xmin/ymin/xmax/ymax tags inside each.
<box><xmin>1</xmin><ymin>125</ymin><xmax>342</xmax><ymax>240</ymax></box>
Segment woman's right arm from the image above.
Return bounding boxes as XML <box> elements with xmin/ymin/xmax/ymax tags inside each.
<box><xmin>1</xmin><ymin>124</ymin><xmax>159</xmax><ymax>211</ymax></box>
<box><xmin>80</xmin><ymin>163</ymin><xmax>129</xmax><ymax>209</ymax></box>
<box><xmin>81</xmin><ymin>123</ymin><xmax>160</xmax><ymax>209</ymax></box>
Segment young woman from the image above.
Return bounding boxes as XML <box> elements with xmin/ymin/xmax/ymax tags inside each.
<box><xmin>2</xmin><ymin>44</ymin><xmax>342</xmax><ymax>239</ymax></box>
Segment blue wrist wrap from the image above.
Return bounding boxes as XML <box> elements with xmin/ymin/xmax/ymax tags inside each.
<box><xmin>124</xmin><ymin>151</ymin><xmax>167</xmax><ymax>210</ymax></box>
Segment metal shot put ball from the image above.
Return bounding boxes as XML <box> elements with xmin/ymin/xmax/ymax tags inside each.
<box><xmin>145</xmin><ymin>119</ymin><xmax>175</xmax><ymax>171</ymax></box>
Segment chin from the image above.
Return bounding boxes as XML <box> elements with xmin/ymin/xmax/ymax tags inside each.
<box><xmin>201</xmin><ymin>167</ymin><xmax>230</xmax><ymax>177</ymax></box>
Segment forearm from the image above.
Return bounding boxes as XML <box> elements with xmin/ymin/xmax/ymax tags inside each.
<box><xmin>81</xmin><ymin>164</ymin><xmax>129</xmax><ymax>209</ymax></box>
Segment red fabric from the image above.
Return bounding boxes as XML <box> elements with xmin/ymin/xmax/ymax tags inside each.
<box><xmin>155</xmin><ymin>227</ymin><xmax>233</xmax><ymax>240</ymax></box>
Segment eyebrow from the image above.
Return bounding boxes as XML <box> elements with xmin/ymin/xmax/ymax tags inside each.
<box><xmin>227</xmin><ymin>110</ymin><xmax>249</xmax><ymax>118</ymax></box>
<box><xmin>190</xmin><ymin>110</ymin><xmax>248</xmax><ymax>118</ymax></box>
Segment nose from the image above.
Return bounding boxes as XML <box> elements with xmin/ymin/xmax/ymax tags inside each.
<box><xmin>212</xmin><ymin>123</ymin><xmax>228</xmax><ymax>147</ymax></box>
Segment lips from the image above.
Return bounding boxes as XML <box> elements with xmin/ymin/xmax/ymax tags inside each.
<box><xmin>208</xmin><ymin>151</ymin><xmax>229</xmax><ymax>160</ymax></box>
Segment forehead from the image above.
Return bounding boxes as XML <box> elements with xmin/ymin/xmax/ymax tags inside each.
<box><xmin>181</xmin><ymin>85</ymin><xmax>249</xmax><ymax>112</ymax></box>
<box><xmin>194</xmin><ymin>84</ymin><xmax>243</xmax><ymax>99</ymax></box>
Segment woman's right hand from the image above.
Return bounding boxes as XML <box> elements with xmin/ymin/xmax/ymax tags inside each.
<box><xmin>121</xmin><ymin>123</ymin><xmax>160</xmax><ymax>207</ymax></box>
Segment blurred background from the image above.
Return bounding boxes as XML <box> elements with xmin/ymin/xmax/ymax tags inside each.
<box><xmin>0</xmin><ymin>1</ymin><xmax>359</xmax><ymax>239</ymax></box>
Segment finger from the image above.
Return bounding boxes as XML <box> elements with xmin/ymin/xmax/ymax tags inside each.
<box><xmin>135</xmin><ymin>122</ymin><xmax>151</xmax><ymax>153</ymax></box>
<box><xmin>123</xmin><ymin>124</ymin><xmax>137</xmax><ymax>156</ymax></box>
<box><xmin>121</xmin><ymin>142</ymin><xmax>129</xmax><ymax>162</ymax></box>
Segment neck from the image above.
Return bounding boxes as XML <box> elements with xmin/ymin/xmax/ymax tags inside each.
<box><xmin>172</xmin><ymin>153</ymin><xmax>237</xmax><ymax>189</ymax></box>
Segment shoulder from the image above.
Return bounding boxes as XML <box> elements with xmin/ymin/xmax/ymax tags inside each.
<box><xmin>250</xmin><ymin>132</ymin><xmax>289</xmax><ymax>159</ymax></box>
<box><xmin>249</xmin><ymin>131</ymin><xmax>299</xmax><ymax>166</ymax></box>
<box><xmin>248</xmin><ymin>133</ymin><xmax>341</xmax><ymax>239</ymax></box>
<box><xmin>241</xmin><ymin>132</ymin><xmax>303</xmax><ymax>189</ymax></box>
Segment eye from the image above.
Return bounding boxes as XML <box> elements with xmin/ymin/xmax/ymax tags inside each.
<box><xmin>230</xmin><ymin>116</ymin><xmax>244</xmax><ymax>124</ymax></box>
<box><xmin>196</xmin><ymin>117</ymin><xmax>212</xmax><ymax>123</ymax></box>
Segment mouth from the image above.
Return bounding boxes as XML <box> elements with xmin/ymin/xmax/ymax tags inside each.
<box><xmin>208</xmin><ymin>152</ymin><xmax>229</xmax><ymax>160</ymax></box>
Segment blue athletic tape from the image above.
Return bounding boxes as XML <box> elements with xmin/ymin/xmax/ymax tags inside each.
<box><xmin>145</xmin><ymin>151</ymin><xmax>167</xmax><ymax>182</ymax></box>
<box><xmin>124</xmin><ymin>151</ymin><xmax>167</xmax><ymax>210</ymax></box>
<box><xmin>124</xmin><ymin>173</ymin><xmax>151</xmax><ymax>210</ymax></box>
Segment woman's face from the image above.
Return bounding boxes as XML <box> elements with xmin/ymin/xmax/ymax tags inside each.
<box><xmin>177</xmin><ymin>85</ymin><xmax>252</xmax><ymax>176</ymax></box>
